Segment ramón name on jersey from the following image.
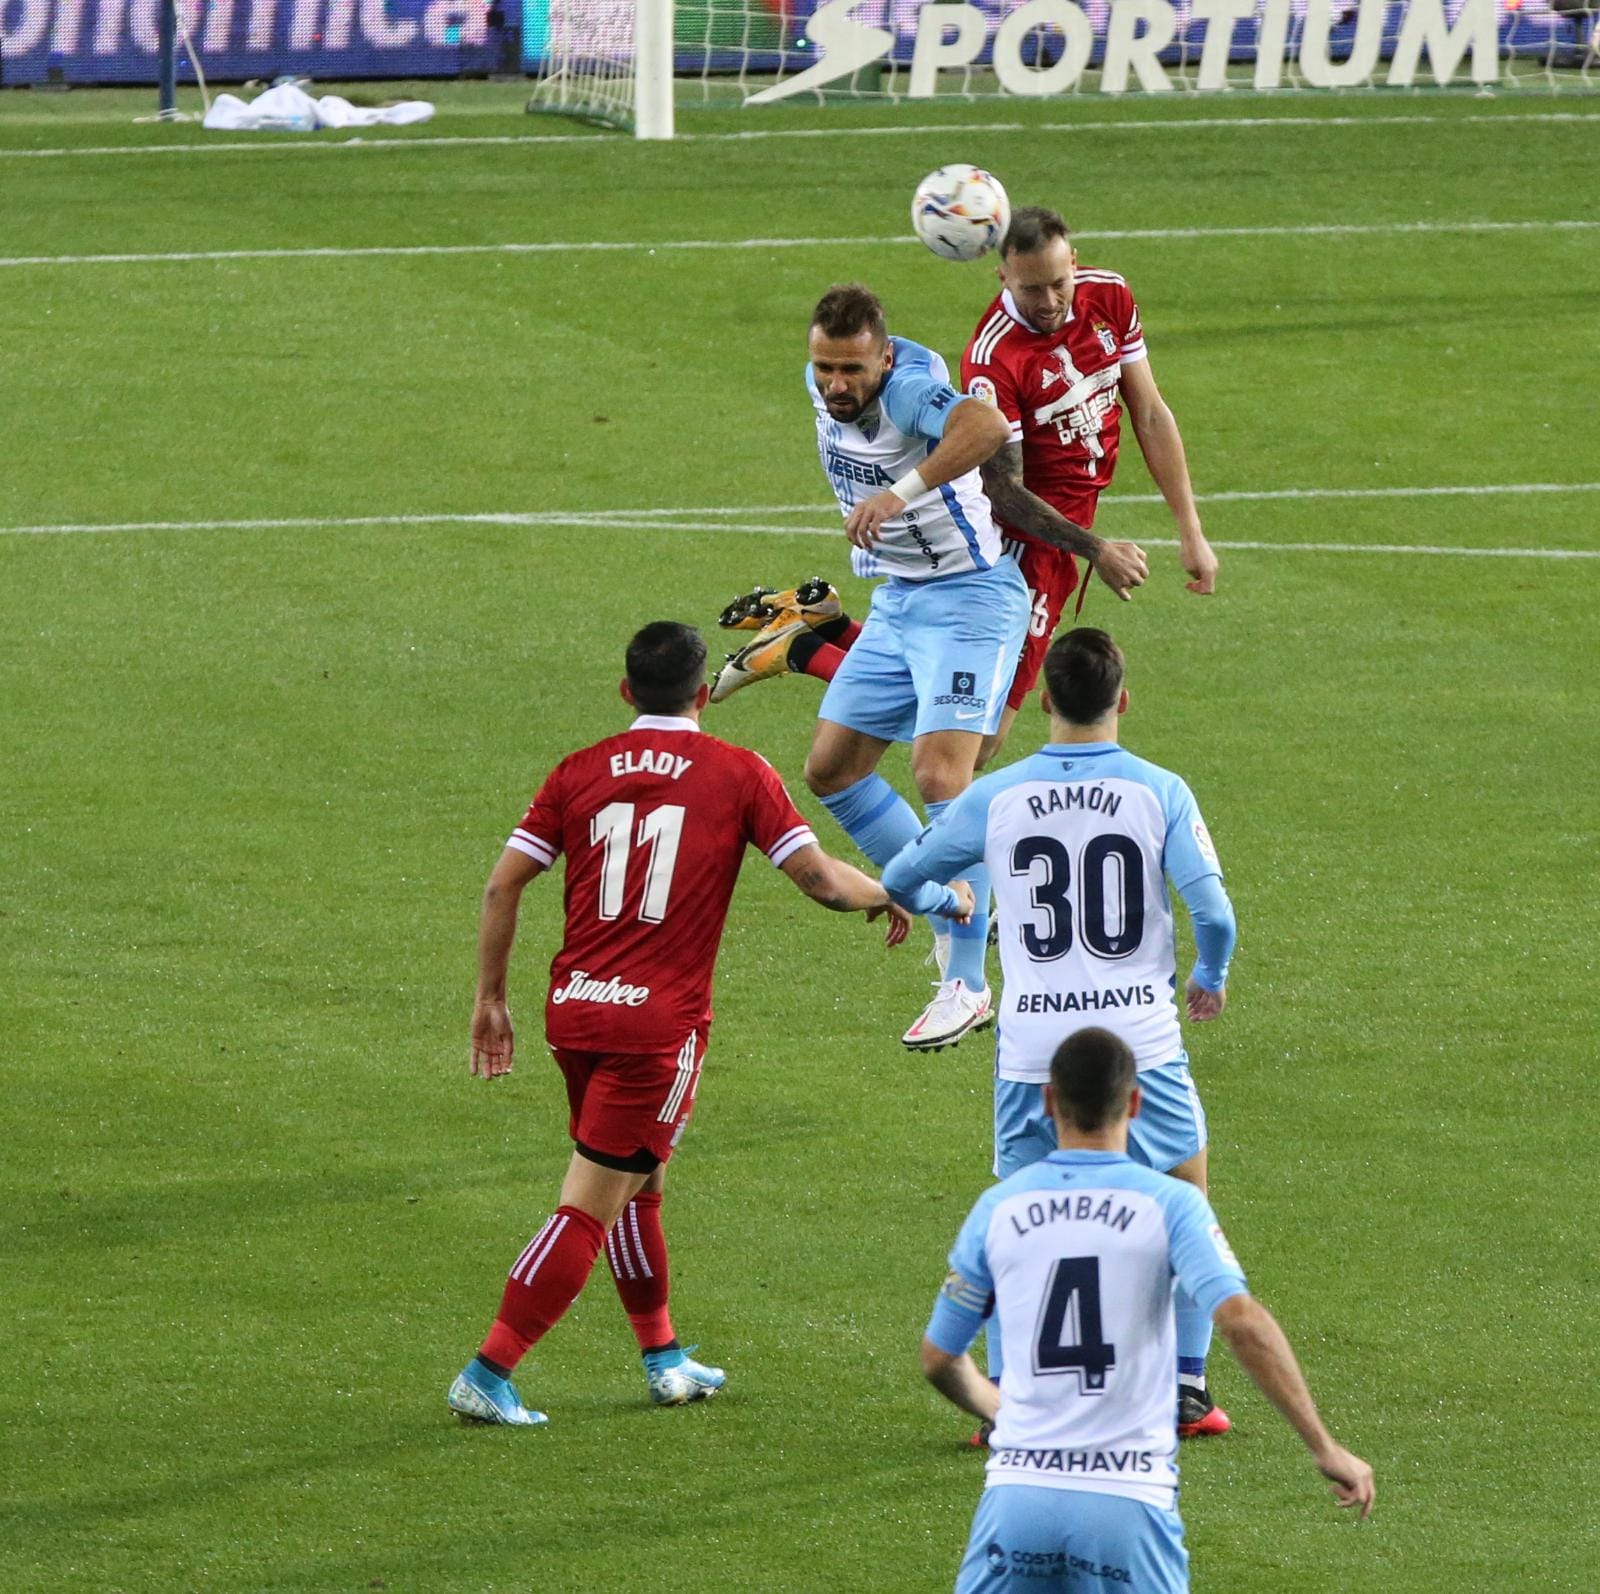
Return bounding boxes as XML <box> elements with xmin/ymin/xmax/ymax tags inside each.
<box><xmin>882</xmin><ymin>742</ymin><xmax>1222</xmax><ymax>1081</ymax></box>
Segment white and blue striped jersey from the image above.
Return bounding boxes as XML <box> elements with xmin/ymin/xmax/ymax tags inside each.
<box><xmin>882</xmin><ymin>742</ymin><xmax>1229</xmax><ymax>1083</ymax></box>
<box><xmin>928</xmin><ymin>1151</ymin><xmax>1247</xmax><ymax>1509</ymax></box>
<box><xmin>808</xmin><ymin>336</ymin><xmax>1004</xmax><ymax>581</ymax></box>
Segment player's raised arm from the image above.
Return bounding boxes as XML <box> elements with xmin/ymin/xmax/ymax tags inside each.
<box><xmin>845</xmin><ymin>393</ymin><xmax>1010</xmax><ymax>549</ymax></box>
<box><xmin>978</xmin><ymin>441</ymin><xmax>1148</xmax><ymax>601</ymax></box>
<box><xmin>1119</xmin><ymin>358</ymin><xmax>1218</xmax><ymax>596</ymax></box>
<box><xmin>1214</xmin><ymin>1294</ymin><xmax>1375</xmax><ymax>1518</ymax></box>
<box><xmin>471</xmin><ymin>844</ymin><xmax>546</xmax><ymax>1079</ymax></box>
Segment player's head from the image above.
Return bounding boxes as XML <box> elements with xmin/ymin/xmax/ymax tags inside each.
<box><xmin>809</xmin><ymin>283</ymin><xmax>893</xmax><ymax>423</ymax></box>
<box><xmin>998</xmin><ymin>206</ymin><xmax>1077</xmax><ymax>335</ymax></box>
<box><xmin>1046</xmin><ymin>1026</ymin><xmax>1139</xmax><ymax>1138</ymax></box>
<box><xmin>1041</xmin><ymin>627</ymin><xmax>1127</xmax><ymax>728</ymax></box>
<box><xmin>622</xmin><ymin>621</ymin><xmax>710</xmax><ymax>716</ymax></box>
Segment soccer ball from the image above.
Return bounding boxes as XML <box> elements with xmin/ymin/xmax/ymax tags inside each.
<box><xmin>911</xmin><ymin>164</ymin><xmax>1011</xmax><ymax>263</ymax></box>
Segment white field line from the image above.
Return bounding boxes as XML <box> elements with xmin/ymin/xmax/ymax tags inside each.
<box><xmin>4</xmin><ymin>217</ymin><xmax>1598</xmax><ymax>271</ymax></box>
<box><xmin>3</xmin><ymin>108</ymin><xmax>1598</xmax><ymax>161</ymax></box>
<box><xmin>5</xmin><ymin>481</ymin><xmax>1599</xmax><ymax>556</ymax></box>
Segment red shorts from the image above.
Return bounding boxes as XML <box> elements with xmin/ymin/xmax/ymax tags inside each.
<box><xmin>552</xmin><ymin>1030</ymin><xmax>707</xmax><ymax>1168</ymax></box>
<box><xmin>1005</xmin><ymin>538</ymin><xmax>1083</xmax><ymax>712</ymax></box>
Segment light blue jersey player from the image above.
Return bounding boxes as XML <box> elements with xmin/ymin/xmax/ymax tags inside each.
<box><xmin>920</xmin><ymin>1028</ymin><xmax>1375</xmax><ymax>1592</ymax></box>
<box><xmin>718</xmin><ymin>283</ymin><xmax>1030</xmax><ymax>1054</ymax></box>
<box><xmin>885</xmin><ymin>628</ymin><xmax>1238</xmax><ymax>1435</ymax></box>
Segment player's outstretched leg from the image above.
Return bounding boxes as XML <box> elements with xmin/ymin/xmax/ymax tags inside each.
<box><xmin>605</xmin><ymin>1190</ymin><xmax>727</xmax><ymax>1407</ymax></box>
<box><xmin>719</xmin><ymin>577</ymin><xmax>843</xmax><ymax>632</ymax></box>
<box><xmin>711</xmin><ymin>580</ymin><xmax>863</xmax><ymax>700</ymax></box>
<box><xmin>710</xmin><ymin>616</ymin><xmax>813</xmax><ymax>702</ymax></box>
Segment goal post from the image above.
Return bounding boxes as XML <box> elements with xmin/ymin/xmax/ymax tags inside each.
<box><xmin>524</xmin><ymin>0</ymin><xmax>675</xmax><ymax>136</ymax></box>
<box><xmin>527</xmin><ymin>0</ymin><xmax>1598</xmax><ymax>133</ymax></box>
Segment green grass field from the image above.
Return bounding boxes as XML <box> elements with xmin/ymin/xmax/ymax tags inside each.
<box><xmin>3</xmin><ymin>83</ymin><xmax>1599</xmax><ymax>1592</ymax></box>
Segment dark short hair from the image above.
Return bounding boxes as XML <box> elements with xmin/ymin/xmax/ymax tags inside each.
<box><xmin>1042</xmin><ymin>628</ymin><xmax>1125</xmax><ymax>725</ymax></box>
<box><xmin>810</xmin><ymin>283</ymin><xmax>887</xmax><ymax>345</ymax></box>
<box><xmin>1001</xmin><ymin>205</ymin><xmax>1071</xmax><ymax>259</ymax></box>
<box><xmin>1050</xmin><ymin>1027</ymin><xmax>1137</xmax><ymax>1132</ymax></box>
<box><xmin>625</xmin><ymin>621</ymin><xmax>707</xmax><ymax>714</ymax></box>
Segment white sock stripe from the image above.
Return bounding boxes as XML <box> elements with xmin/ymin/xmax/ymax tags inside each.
<box><xmin>627</xmin><ymin>1201</ymin><xmax>655</xmax><ymax>1282</ymax></box>
<box><xmin>514</xmin><ymin>1214</ymin><xmax>569</xmax><ymax>1285</ymax></box>
<box><xmin>608</xmin><ymin>1223</ymin><xmax>636</xmax><ymax>1281</ymax></box>
<box><xmin>509</xmin><ymin>1215</ymin><xmax>557</xmax><ymax>1282</ymax></box>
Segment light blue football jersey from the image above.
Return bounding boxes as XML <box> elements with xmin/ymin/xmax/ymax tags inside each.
<box><xmin>931</xmin><ymin>1151</ymin><xmax>1247</xmax><ymax>1509</ymax></box>
<box><xmin>883</xmin><ymin>742</ymin><xmax>1225</xmax><ymax>1082</ymax></box>
<box><xmin>807</xmin><ymin>336</ymin><xmax>1004</xmax><ymax>581</ymax></box>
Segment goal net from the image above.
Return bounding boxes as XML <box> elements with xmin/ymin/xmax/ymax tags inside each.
<box><xmin>526</xmin><ymin>0</ymin><xmax>1599</xmax><ymax>133</ymax></box>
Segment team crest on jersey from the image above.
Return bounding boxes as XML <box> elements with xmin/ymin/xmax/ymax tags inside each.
<box><xmin>967</xmin><ymin>375</ymin><xmax>998</xmax><ymax>406</ymax></box>
<box><xmin>1090</xmin><ymin>319</ymin><xmax>1117</xmax><ymax>356</ymax></box>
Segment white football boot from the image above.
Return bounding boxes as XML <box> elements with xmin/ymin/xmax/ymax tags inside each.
<box><xmin>901</xmin><ymin>978</ymin><xmax>993</xmax><ymax>1052</ymax></box>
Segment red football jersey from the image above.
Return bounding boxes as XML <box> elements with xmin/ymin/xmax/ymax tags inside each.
<box><xmin>961</xmin><ymin>270</ymin><xmax>1148</xmax><ymax>539</ymax></box>
<box><xmin>506</xmin><ymin>715</ymin><xmax>816</xmax><ymax>1053</ymax></box>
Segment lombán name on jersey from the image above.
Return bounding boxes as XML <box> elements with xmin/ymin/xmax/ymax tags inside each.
<box><xmin>991</xmin><ymin>1447</ymin><xmax>1156</xmax><ymax>1478</ymax></box>
<box><xmin>1008</xmin><ymin>1192</ymin><xmax>1137</xmax><ymax>1238</ymax></box>
<box><xmin>1013</xmin><ymin>984</ymin><xmax>1155</xmax><ymax>1016</ymax></box>
<box><xmin>609</xmin><ymin>750</ymin><xmax>693</xmax><ymax>780</ymax></box>
<box><xmin>551</xmin><ymin>970</ymin><xmax>651</xmax><ymax>1007</ymax></box>
<box><xmin>1025</xmin><ymin>783</ymin><xmax>1122</xmax><ymax>821</ymax></box>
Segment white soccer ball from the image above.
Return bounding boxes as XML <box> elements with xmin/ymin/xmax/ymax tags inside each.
<box><xmin>911</xmin><ymin>164</ymin><xmax>1011</xmax><ymax>263</ymax></box>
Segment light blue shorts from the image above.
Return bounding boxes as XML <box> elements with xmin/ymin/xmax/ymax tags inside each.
<box><xmin>955</xmin><ymin>1484</ymin><xmax>1189</xmax><ymax>1593</ymax></box>
<box><xmin>818</xmin><ymin>561</ymin><xmax>1028</xmax><ymax>744</ymax></box>
<box><xmin>993</xmin><ymin>1062</ymin><xmax>1208</xmax><ymax>1180</ymax></box>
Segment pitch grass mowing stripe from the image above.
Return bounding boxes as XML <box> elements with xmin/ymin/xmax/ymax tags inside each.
<box><xmin>4</xmin><ymin>108</ymin><xmax>1599</xmax><ymax>161</ymax></box>
<box><xmin>4</xmin><ymin>218</ymin><xmax>1598</xmax><ymax>271</ymax></box>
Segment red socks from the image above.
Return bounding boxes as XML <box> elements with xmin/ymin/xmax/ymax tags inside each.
<box><xmin>477</xmin><ymin>1193</ymin><xmax>683</xmax><ymax>1369</ymax></box>
<box><xmin>792</xmin><ymin>618</ymin><xmax>862</xmax><ymax>684</ymax></box>
<box><xmin>480</xmin><ymin>1205</ymin><xmax>606</xmax><ymax>1371</ymax></box>
<box><xmin>606</xmin><ymin>1190</ymin><xmax>675</xmax><ymax>1350</ymax></box>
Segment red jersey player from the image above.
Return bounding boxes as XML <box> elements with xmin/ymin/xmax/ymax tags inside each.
<box><xmin>446</xmin><ymin>621</ymin><xmax>956</xmax><ymax>1427</ymax></box>
<box><xmin>962</xmin><ymin>205</ymin><xmax>1219</xmax><ymax>764</ymax></box>
<box><xmin>713</xmin><ymin>207</ymin><xmax>1216</xmax><ymax>772</ymax></box>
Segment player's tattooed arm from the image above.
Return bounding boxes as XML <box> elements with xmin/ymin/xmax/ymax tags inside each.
<box><xmin>979</xmin><ymin>442</ymin><xmax>1100</xmax><ymax>559</ymax></box>
<box><xmin>780</xmin><ymin>845</ymin><xmax>913</xmax><ymax>944</ymax></box>
<box><xmin>979</xmin><ymin>443</ymin><xmax>1150</xmax><ymax>602</ymax></box>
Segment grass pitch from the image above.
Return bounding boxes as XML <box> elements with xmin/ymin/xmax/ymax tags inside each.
<box><xmin>2</xmin><ymin>84</ymin><xmax>1599</xmax><ymax>1593</ymax></box>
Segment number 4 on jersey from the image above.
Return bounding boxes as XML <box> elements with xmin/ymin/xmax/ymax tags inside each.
<box><xmin>1032</xmin><ymin>1255</ymin><xmax>1117</xmax><ymax>1392</ymax></box>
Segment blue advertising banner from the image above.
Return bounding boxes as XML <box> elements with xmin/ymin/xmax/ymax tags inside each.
<box><xmin>0</xmin><ymin>0</ymin><xmax>497</xmax><ymax>86</ymax></box>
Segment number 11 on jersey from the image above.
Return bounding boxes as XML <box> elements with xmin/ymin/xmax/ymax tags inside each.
<box><xmin>589</xmin><ymin>802</ymin><xmax>686</xmax><ymax>924</ymax></box>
